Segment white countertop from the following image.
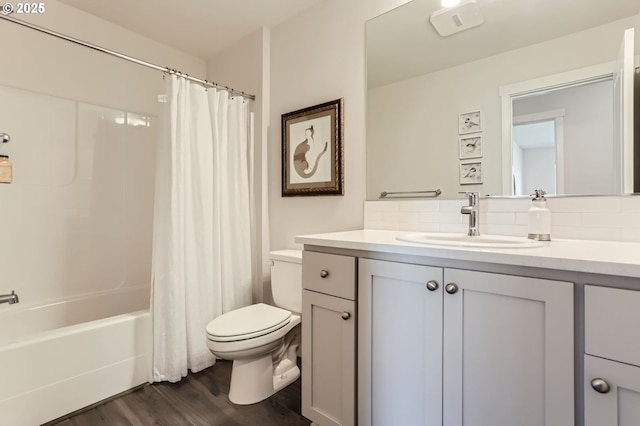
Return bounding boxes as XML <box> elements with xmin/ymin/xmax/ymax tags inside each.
<box><xmin>295</xmin><ymin>229</ymin><xmax>640</xmax><ymax>279</ymax></box>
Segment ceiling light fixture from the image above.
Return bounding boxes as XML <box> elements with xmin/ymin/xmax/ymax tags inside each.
<box><xmin>430</xmin><ymin>0</ymin><xmax>484</xmax><ymax>37</ymax></box>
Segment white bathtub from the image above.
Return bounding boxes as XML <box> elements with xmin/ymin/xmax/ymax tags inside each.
<box><xmin>0</xmin><ymin>286</ymin><xmax>152</xmax><ymax>426</ymax></box>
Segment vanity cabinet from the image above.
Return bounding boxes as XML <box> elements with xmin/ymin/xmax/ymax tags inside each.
<box><xmin>302</xmin><ymin>251</ymin><xmax>357</xmax><ymax>426</ymax></box>
<box><xmin>584</xmin><ymin>286</ymin><xmax>640</xmax><ymax>425</ymax></box>
<box><xmin>358</xmin><ymin>258</ymin><xmax>574</xmax><ymax>426</ymax></box>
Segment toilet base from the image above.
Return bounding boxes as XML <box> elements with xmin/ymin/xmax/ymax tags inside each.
<box><xmin>228</xmin><ymin>354</ymin><xmax>300</xmax><ymax>405</ymax></box>
<box><xmin>273</xmin><ymin>357</ymin><xmax>300</xmax><ymax>395</ymax></box>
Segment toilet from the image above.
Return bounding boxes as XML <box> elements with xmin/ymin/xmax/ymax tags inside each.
<box><xmin>205</xmin><ymin>249</ymin><xmax>302</xmax><ymax>405</ymax></box>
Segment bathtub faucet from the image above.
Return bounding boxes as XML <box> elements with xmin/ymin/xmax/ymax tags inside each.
<box><xmin>0</xmin><ymin>291</ymin><xmax>19</xmax><ymax>304</ymax></box>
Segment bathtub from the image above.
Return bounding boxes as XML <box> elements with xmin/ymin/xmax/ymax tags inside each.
<box><xmin>0</xmin><ymin>286</ymin><xmax>152</xmax><ymax>426</ymax></box>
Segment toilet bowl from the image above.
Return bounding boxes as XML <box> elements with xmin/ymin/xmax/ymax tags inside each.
<box><xmin>205</xmin><ymin>249</ymin><xmax>302</xmax><ymax>405</ymax></box>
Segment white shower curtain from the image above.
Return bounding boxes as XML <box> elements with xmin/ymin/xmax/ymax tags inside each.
<box><xmin>151</xmin><ymin>74</ymin><xmax>255</xmax><ymax>383</ymax></box>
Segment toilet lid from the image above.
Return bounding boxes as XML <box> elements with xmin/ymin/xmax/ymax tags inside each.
<box><xmin>206</xmin><ymin>303</ymin><xmax>292</xmax><ymax>342</ymax></box>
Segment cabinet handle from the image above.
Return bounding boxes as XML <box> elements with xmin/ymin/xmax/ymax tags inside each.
<box><xmin>591</xmin><ymin>378</ymin><xmax>610</xmax><ymax>394</ymax></box>
<box><xmin>445</xmin><ymin>283</ymin><xmax>459</xmax><ymax>294</ymax></box>
<box><xmin>320</xmin><ymin>270</ymin><xmax>330</xmax><ymax>278</ymax></box>
<box><xmin>341</xmin><ymin>312</ymin><xmax>351</xmax><ymax>320</ymax></box>
<box><xmin>426</xmin><ymin>280</ymin><xmax>439</xmax><ymax>291</ymax></box>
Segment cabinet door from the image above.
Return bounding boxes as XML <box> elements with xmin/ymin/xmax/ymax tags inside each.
<box><xmin>302</xmin><ymin>289</ymin><xmax>356</xmax><ymax>426</ymax></box>
<box><xmin>442</xmin><ymin>269</ymin><xmax>574</xmax><ymax>426</ymax></box>
<box><xmin>358</xmin><ymin>259</ymin><xmax>443</xmax><ymax>426</ymax></box>
<box><xmin>585</xmin><ymin>354</ymin><xmax>640</xmax><ymax>426</ymax></box>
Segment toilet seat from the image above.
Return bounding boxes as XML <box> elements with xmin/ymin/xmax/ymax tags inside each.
<box><xmin>206</xmin><ymin>303</ymin><xmax>291</xmax><ymax>342</ymax></box>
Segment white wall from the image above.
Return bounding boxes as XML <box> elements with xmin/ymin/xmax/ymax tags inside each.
<box><xmin>367</xmin><ymin>15</ymin><xmax>637</xmax><ymax>199</ymax></box>
<box><xmin>0</xmin><ymin>1</ymin><xmax>205</xmax><ymax>307</ymax></box>
<box><xmin>269</xmin><ymin>0</ymin><xmax>410</xmax><ymax>250</ymax></box>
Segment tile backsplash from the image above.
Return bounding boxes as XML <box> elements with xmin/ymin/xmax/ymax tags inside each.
<box><xmin>364</xmin><ymin>195</ymin><xmax>640</xmax><ymax>243</ymax></box>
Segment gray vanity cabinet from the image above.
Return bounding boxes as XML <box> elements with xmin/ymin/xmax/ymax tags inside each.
<box><xmin>358</xmin><ymin>259</ymin><xmax>575</xmax><ymax>426</ymax></box>
<box><xmin>584</xmin><ymin>286</ymin><xmax>640</xmax><ymax>425</ymax></box>
<box><xmin>301</xmin><ymin>251</ymin><xmax>357</xmax><ymax>426</ymax></box>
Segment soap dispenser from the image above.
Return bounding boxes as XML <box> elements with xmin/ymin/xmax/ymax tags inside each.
<box><xmin>528</xmin><ymin>189</ymin><xmax>550</xmax><ymax>241</ymax></box>
<box><xmin>0</xmin><ymin>155</ymin><xmax>12</xmax><ymax>184</ymax></box>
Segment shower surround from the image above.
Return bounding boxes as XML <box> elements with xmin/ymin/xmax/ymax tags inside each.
<box><xmin>0</xmin><ymin>84</ymin><xmax>156</xmax><ymax>425</ymax></box>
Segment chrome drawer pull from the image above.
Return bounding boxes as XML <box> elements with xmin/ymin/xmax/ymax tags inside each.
<box><xmin>445</xmin><ymin>283</ymin><xmax>459</xmax><ymax>294</ymax></box>
<box><xmin>320</xmin><ymin>270</ymin><xmax>330</xmax><ymax>278</ymax></box>
<box><xmin>591</xmin><ymin>378</ymin><xmax>610</xmax><ymax>394</ymax></box>
<box><xmin>341</xmin><ymin>312</ymin><xmax>351</xmax><ymax>320</ymax></box>
<box><xmin>426</xmin><ymin>280</ymin><xmax>439</xmax><ymax>291</ymax></box>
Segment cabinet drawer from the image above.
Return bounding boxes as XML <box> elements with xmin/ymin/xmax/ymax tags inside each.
<box><xmin>303</xmin><ymin>251</ymin><xmax>356</xmax><ymax>300</ymax></box>
<box><xmin>585</xmin><ymin>285</ymin><xmax>640</xmax><ymax>367</ymax></box>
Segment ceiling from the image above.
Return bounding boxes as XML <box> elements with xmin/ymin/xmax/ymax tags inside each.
<box><xmin>59</xmin><ymin>0</ymin><xmax>322</xmax><ymax>60</ymax></box>
<box><xmin>367</xmin><ymin>0</ymin><xmax>640</xmax><ymax>88</ymax></box>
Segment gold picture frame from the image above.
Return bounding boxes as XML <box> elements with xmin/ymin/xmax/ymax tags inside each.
<box><xmin>281</xmin><ymin>98</ymin><xmax>344</xmax><ymax>196</ymax></box>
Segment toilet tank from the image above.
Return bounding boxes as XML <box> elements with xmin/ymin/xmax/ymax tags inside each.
<box><xmin>270</xmin><ymin>249</ymin><xmax>302</xmax><ymax>313</ymax></box>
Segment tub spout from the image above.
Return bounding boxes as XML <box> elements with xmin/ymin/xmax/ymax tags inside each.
<box><xmin>0</xmin><ymin>291</ymin><xmax>19</xmax><ymax>304</ymax></box>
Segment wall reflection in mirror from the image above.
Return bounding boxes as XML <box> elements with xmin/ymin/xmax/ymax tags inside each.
<box><xmin>366</xmin><ymin>0</ymin><xmax>640</xmax><ymax>200</ymax></box>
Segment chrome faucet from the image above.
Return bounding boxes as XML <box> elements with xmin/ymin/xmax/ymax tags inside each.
<box><xmin>460</xmin><ymin>192</ymin><xmax>480</xmax><ymax>236</ymax></box>
<box><xmin>0</xmin><ymin>291</ymin><xmax>19</xmax><ymax>305</ymax></box>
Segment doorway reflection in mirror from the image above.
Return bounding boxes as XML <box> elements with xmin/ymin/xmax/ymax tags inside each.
<box><xmin>510</xmin><ymin>77</ymin><xmax>614</xmax><ymax>196</ymax></box>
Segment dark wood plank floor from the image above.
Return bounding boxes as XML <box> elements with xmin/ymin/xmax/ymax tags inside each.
<box><xmin>46</xmin><ymin>360</ymin><xmax>311</xmax><ymax>426</ymax></box>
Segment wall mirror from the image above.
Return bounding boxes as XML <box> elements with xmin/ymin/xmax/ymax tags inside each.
<box><xmin>366</xmin><ymin>0</ymin><xmax>640</xmax><ymax>200</ymax></box>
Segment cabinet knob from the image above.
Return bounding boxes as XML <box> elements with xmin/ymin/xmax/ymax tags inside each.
<box><xmin>320</xmin><ymin>270</ymin><xmax>329</xmax><ymax>278</ymax></box>
<box><xmin>341</xmin><ymin>312</ymin><xmax>351</xmax><ymax>320</ymax></box>
<box><xmin>445</xmin><ymin>283</ymin><xmax>459</xmax><ymax>294</ymax></box>
<box><xmin>426</xmin><ymin>280</ymin><xmax>439</xmax><ymax>291</ymax></box>
<box><xmin>591</xmin><ymin>378</ymin><xmax>610</xmax><ymax>394</ymax></box>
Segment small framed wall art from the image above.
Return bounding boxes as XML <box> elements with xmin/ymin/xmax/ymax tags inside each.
<box><xmin>281</xmin><ymin>98</ymin><xmax>344</xmax><ymax>196</ymax></box>
<box><xmin>460</xmin><ymin>161</ymin><xmax>483</xmax><ymax>185</ymax></box>
<box><xmin>459</xmin><ymin>134</ymin><xmax>482</xmax><ymax>159</ymax></box>
<box><xmin>458</xmin><ymin>110</ymin><xmax>481</xmax><ymax>134</ymax></box>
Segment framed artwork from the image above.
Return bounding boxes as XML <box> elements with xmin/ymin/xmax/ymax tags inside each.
<box><xmin>459</xmin><ymin>135</ymin><xmax>482</xmax><ymax>159</ymax></box>
<box><xmin>460</xmin><ymin>161</ymin><xmax>483</xmax><ymax>185</ymax></box>
<box><xmin>458</xmin><ymin>110</ymin><xmax>481</xmax><ymax>134</ymax></box>
<box><xmin>281</xmin><ymin>99</ymin><xmax>344</xmax><ymax>196</ymax></box>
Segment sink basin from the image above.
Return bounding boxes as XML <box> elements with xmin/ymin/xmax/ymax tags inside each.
<box><xmin>396</xmin><ymin>233</ymin><xmax>545</xmax><ymax>249</ymax></box>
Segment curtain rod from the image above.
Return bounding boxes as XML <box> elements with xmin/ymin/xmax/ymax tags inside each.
<box><xmin>0</xmin><ymin>14</ymin><xmax>256</xmax><ymax>101</ymax></box>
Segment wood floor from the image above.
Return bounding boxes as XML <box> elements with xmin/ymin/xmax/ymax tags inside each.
<box><xmin>46</xmin><ymin>360</ymin><xmax>311</xmax><ymax>426</ymax></box>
